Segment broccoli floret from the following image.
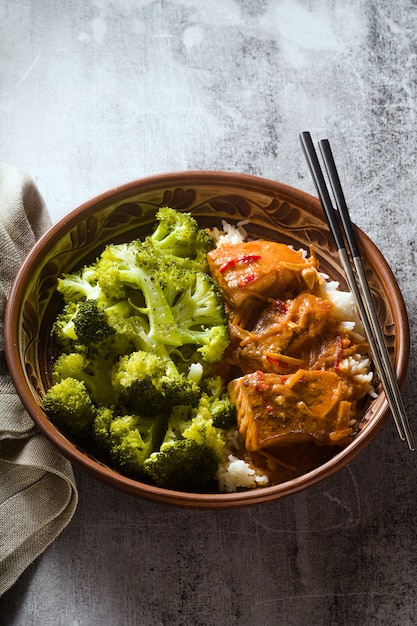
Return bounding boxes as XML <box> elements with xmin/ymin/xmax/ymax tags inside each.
<box><xmin>47</xmin><ymin>207</ymin><xmax>233</xmax><ymax>491</ymax></box>
<box><xmin>148</xmin><ymin>206</ymin><xmax>215</xmax><ymax>271</ymax></box>
<box><xmin>50</xmin><ymin>301</ymin><xmax>79</xmax><ymax>353</ymax></box>
<box><xmin>56</xmin><ymin>264</ymin><xmax>102</xmax><ymax>303</ymax></box>
<box><xmin>142</xmin><ymin>403</ymin><xmax>225</xmax><ymax>490</ymax></box>
<box><xmin>51</xmin><ymin>298</ymin><xmax>132</xmax><ymax>358</ymax></box>
<box><xmin>93</xmin><ymin>406</ymin><xmax>114</xmax><ymax>447</ymax></box>
<box><xmin>73</xmin><ymin>299</ymin><xmax>115</xmax><ymax>346</ymax></box>
<box><xmin>210</xmin><ymin>398</ymin><xmax>236</xmax><ymax>430</ymax></box>
<box><xmin>95</xmin><ymin>242</ymin><xmax>140</xmax><ymax>301</ymax></box>
<box><xmin>107</xmin><ymin>311</ymin><xmax>149</xmax><ymax>352</ymax></box>
<box><xmin>173</xmin><ymin>272</ymin><xmax>226</xmax><ymax>327</ymax></box>
<box><xmin>170</xmin><ymin>272</ymin><xmax>230</xmax><ymax>363</ymax></box>
<box><xmin>43</xmin><ymin>378</ymin><xmax>97</xmax><ymax>438</ymax></box>
<box><xmin>75</xmin><ymin>298</ymin><xmax>136</xmax><ymax>359</ymax></box>
<box><xmin>111</xmin><ymin>350</ymin><xmax>201</xmax><ymax>416</ymax></box>
<box><xmin>90</xmin><ymin>212</ymin><xmax>229</xmax><ymax>365</ymax></box>
<box><xmin>144</xmin><ymin>439</ymin><xmax>219</xmax><ymax>490</ymax></box>
<box><xmin>155</xmin><ymin>263</ymin><xmax>196</xmax><ymax>309</ymax></box>
<box><xmin>92</xmin><ymin>409</ymin><xmax>167</xmax><ymax>477</ymax></box>
<box><xmin>96</xmin><ymin>241</ymin><xmax>181</xmax><ymax>346</ymax></box>
<box><xmin>53</xmin><ymin>352</ymin><xmax>118</xmax><ymax>407</ymax></box>
<box><xmin>200</xmin><ymin>375</ymin><xmax>237</xmax><ymax>430</ymax></box>
<box><xmin>97</xmin><ymin>245</ymin><xmax>230</xmax><ymax>372</ymax></box>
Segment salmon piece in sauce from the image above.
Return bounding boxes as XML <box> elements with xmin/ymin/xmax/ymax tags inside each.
<box><xmin>228</xmin><ymin>369</ymin><xmax>353</xmax><ymax>451</ymax></box>
<box><xmin>209</xmin><ymin>237</ymin><xmax>373</xmax><ymax>480</ymax></box>
<box><xmin>207</xmin><ymin>241</ymin><xmax>320</xmax><ymax>312</ymax></box>
<box><xmin>232</xmin><ymin>292</ymin><xmax>335</xmax><ymax>374</ymax></box>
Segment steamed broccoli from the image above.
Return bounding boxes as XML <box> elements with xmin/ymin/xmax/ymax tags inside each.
<box><xmin>200</xmin><ymin>375</ymin><xmax>237</xmax><ymax>430</ymax></box>
<box><xmin>171</xmin><ymin>272</ymin><xmax>230</xmax><ymax>363</ymax></box>
<box><xmin>105</xmin><ymin>267</ymin><xmax>229</xmax><ymax>365</ymax></box>
<box><xmin>56</xmin><ymin>264</ymin><xmax>102</xmax><ymax>303</ymax></box>
<box><xmin>44</xmin><ymin>206</ymin><xmax>234</xmax><ymax>490</ymax></box>
<box><xmin>93</xmin><ymin>408</ymin><xmax>167</xmax><ymax>477</ymax></box>
<box><xmin>148</xmin><ymin>206</ymin><xmax>215</xmax><ymax>271</ymax></box>
<box><xmin>51</xmin><ymin>299</ymin><xmax>131</xmax><ymax>407</ymax></box>
<box><xmin>53</xmin><ymin>352</ymin><xmax>118</xmax><ymax>407</ymax></box>
<box><xmin>72</xmin><ymin>299</ymin><xmax>115</xmax><ymax>346</ymax></box>
<box><xmin>51</xmin><ymin>298</ymin><xmax>130</xmax><ymax>358</ymax></box>
<box><xmin>94</xmin><ymin>246</ymin><xmax>229</xmax><ymax>368</ymax></box>
<box><xmin>43</xmin><ymin>377</ymin><xmax>97</xmax><ymax>438</ymax></box>
<box><xmin>50</xmin><ymin>301</ymin><xmax>79</xmax><ymax>353</ymax></box>
<box><xmin>96</xmin><ymin>241</ymin><xmax>182</xmax><ymax>346</ymax></box>
<box><xmin>142</xmin><ymin>400</ymin><xmax>227</xmax><ymax>490</ymax></box>
<box><xmin>111</xmin><ymin>350</ymin><xmax>201</xmax><ymax>416</ymax></box>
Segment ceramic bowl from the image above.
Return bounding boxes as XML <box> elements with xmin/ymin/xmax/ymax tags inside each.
<box><xmin>4</xmin><ymin>171</ymin><xmax>410</xmax><ymax>508</ymax></box>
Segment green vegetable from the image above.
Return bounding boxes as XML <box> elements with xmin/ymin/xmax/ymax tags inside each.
<box><xmin>73</xmin><ymin>299</ymin><xmax>115</xmax><ymax>345</ymax></box>
<box><xmin>44</xmin><ymin>207</ymin><xmax>234</xmax><ymax>490</ymax></box>
<box><xmin>96</xmin><ymin>241</ymin><xmax>182</xmax><ymax>345</ymax></box>
<box><xmin>52</xmin><ymin>352</ymin><xmax>118</xmax><ymax>407</ymax></box>
<box><xmin>170</xmin><ymin>272</ymin><xmax>230</xmax><ymax>363</ymax></box>
<box><xmin>43</xmin><ymin>378</ymin><xmax>97</xmax><ymax>438</ymax></box>
<box><xmin>56</xmin><ymin>264</ymin><xmax>101</xmax><ymax>303</ymax></box>
<box><xmin>111</xmin><ymin>350</ymin><xmax>201</xmax><ymax>416</ymax></box>
<box><xmin>93</xmin><ymin>408</ymin><xmax>167</xmax><ymax>477</ymax></box>
<box><xmin>147</xmin><ymin>206</ymin><xmax>215</xmax><ymax>271</ymax></box>
<box><xmin>50</xmin><ymin>301</ymin><xmax>79</xmax><ymax>353</ymax></box>
<box><xmin>200</xmin><ymin>375</ymin><xmax>237</xmax><ymax>430</ymax></box>
<box><xmin>142</xmin><ymin>401</ymin><xmax>226</xmax><ymax>490</ymax></box>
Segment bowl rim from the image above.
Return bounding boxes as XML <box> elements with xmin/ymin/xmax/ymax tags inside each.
<box><xmin>4</xmin><ymin>170</ymin><xmax>410</xmax><ymax>508</ymax></box>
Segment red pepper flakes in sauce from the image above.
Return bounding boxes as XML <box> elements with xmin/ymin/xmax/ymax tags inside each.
<box><xmin>238</xmin><ymin>273</ymin><xmax>257</xmax><ymax>287</ymax></box>
<box><xmin>273</xmin><ymin>299</ymin><xmax>288</xmax><ymax>314</ymax></box>
<box><xmin>252</xmin><ymin>371</ymin><xmax>274</xmax><ymax>414</ymax></box>
<box><xmin>266</xmin><ymin>355</ymin><xmax>290</xmax><ymax>369</ymax></box>
<box><xmin>219</xmin><ymin>254</ymin><xmax>262</xmax><ymax>274</ymax></box>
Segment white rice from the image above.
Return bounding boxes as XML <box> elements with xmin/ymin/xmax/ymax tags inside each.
<box><xmin>338</xmin><ymin>354</ymin><xmax>377</xmax><ymax>398</ymax></box>
<box><xmin>216</xmin><ymin>429</ymin><xmax>269</xmax><ymax>493</ymax></box>
<box><xmin>318</xmin><ymin>273</ymin><xmax>363</xmax><ymax>331</ymax></box>
<box><xmin>211</xmin><ymin>219</ymin><xmax>248</xmax><ymax>246</ymax></box>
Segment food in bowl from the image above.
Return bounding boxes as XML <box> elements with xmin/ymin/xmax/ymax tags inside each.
<box><xmin>211</xmin><ymin>220</ymin><xmax>375</xmax><ymax>491</ymax></box>
<box><xmin>43</xmin><ymin>207</ymin><xmax>234</xmax><ymax>492</ymax></box>
<box><xmin>5</xmin><ymin>171</ymin><xmax>408</xmax><ymax>507</ymax></box>
<box><xmin>42</xmin><ymin>206</ymin><xmax>375</xmax><ymax>493</ymax></box>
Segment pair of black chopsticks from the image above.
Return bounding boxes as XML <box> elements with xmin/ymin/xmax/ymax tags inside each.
<box><xmin>299</xmin><ymin>131</ymin><xmax>414</xmax><ymax>451</ymax></box>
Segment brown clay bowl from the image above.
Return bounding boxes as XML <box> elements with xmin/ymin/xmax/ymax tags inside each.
<box><xmin>4</xmin><ymin>171</ymin><xmax>410</xmax><ymax>508</ymax></box>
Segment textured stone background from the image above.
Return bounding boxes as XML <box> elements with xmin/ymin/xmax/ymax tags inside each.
<box><xmin>1</xmin><ymin>1</ymin><xmax>417</xmax><ymax>624</ymax></box>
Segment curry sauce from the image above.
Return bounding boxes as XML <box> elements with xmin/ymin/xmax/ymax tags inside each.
<box><xmin>208</xmin><ymin>239</ymin><xmax>374</xmax><ymax>485</ymax></box>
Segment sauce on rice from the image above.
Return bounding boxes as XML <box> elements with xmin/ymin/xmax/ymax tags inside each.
<box><xmin>209</xmin><ymin>225</ymin><xmax>374</xmax><ymax>491</ymax></box>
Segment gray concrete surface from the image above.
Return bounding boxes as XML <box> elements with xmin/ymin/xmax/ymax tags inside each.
<box><xmin>1</xmin><ymin>1</ymin><xmax>417</xmax><ymax>624</ymax></box>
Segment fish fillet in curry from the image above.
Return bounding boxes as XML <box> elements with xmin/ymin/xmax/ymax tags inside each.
<box><xmin>209</xmin><ymin>239</ymin><xmax>373</xmax><ymax>472</ymax></box>
<box><xmin>228</xmin><ymin>369</ymin><xmax>354</xmax><ymax>450</ymax></box>
<box><xmin>207</xmin><ymin>240</ymin><xmax>320</xmax><ymax>327</ymax></box>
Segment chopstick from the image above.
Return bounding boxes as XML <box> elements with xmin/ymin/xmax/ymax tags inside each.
<box><xmin>299</xmin><ymin>131</ymin><xmax>414</xmax><ymax>451</ymax></box>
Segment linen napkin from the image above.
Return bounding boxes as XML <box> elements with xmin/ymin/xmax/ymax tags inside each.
<box><xmin>0</xmin><ymin>163</ymin><xmax>78</xmax><ymax>596</ymax></box>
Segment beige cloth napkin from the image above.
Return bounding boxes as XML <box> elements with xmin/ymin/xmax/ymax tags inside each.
<box><xmin>0</xmin><ymin>163</ymin><xmax>78</xmax><ymax>596</ymax></box>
